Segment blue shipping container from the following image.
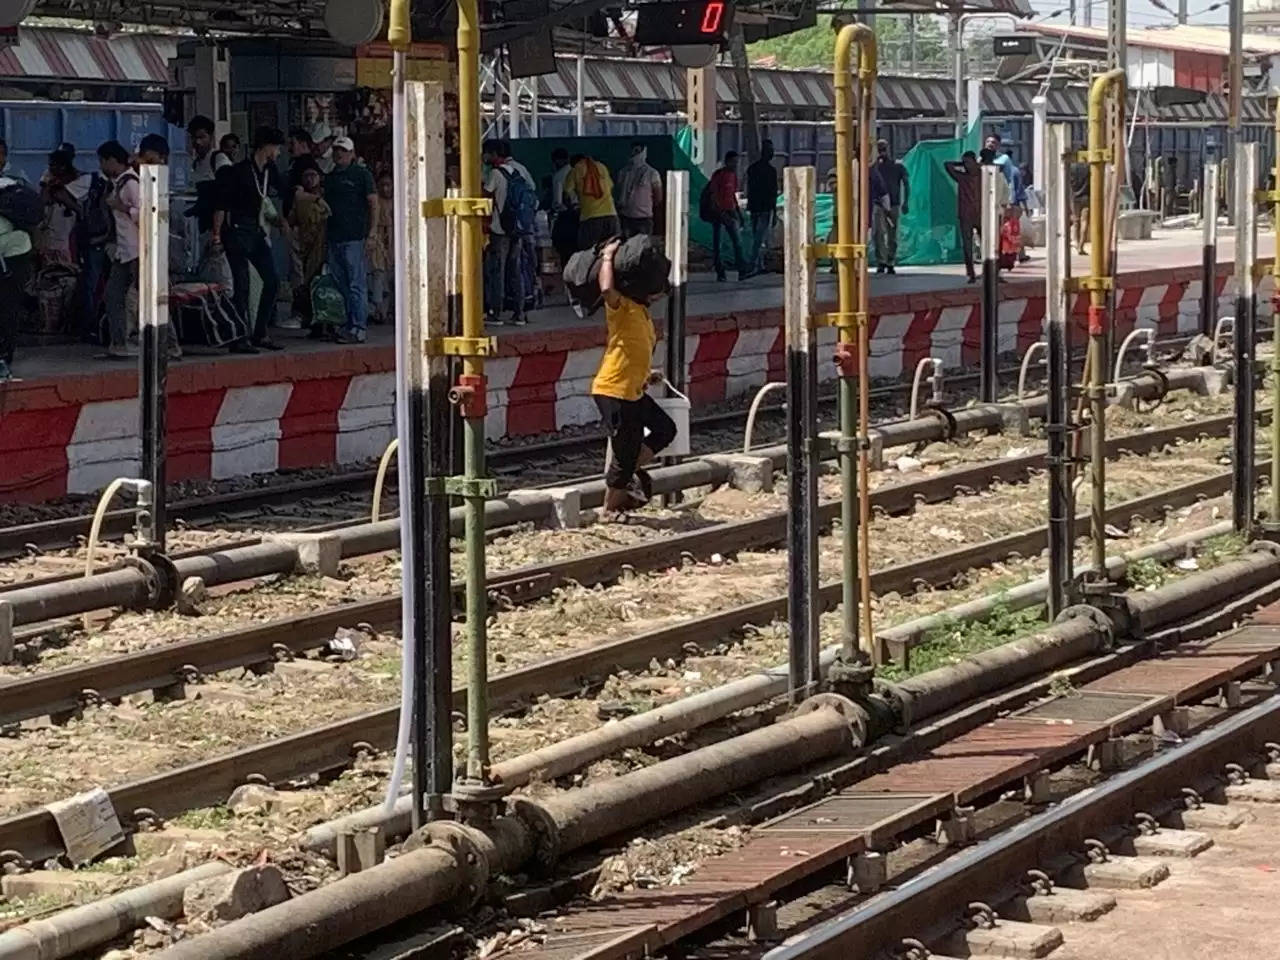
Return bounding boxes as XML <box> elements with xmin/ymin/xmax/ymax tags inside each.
<box><xmin>0</xmin><ymin>100</ymin><xmax>189</xmax><ymax>189</ymax></box>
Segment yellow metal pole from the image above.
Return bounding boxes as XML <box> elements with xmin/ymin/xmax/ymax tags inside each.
<box><xmin>832</xmin><ymin>24</ymin><xmax>877</xmax><ymax>664</ymax></box>
<box><xmin>1084</xmin><ymin>68</ymin><xmax>1125</xmax><ymax>577</ymax></box>
<box><xmin>456</xmin><ymin>0</ymin><xmax>492</xmax><ymax>785</ymax></box>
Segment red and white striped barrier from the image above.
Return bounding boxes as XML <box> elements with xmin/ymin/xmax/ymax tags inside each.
<box><xmin>0</xmin><ymin>264</ymin><xmax>1270</xmax><ymax>502</ymax></box>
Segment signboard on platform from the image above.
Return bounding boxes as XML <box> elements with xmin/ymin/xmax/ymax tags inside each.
<box><xmin>355</xmin><ymin>42</ymin><xmax>454</xmax><ymax>89</ymax></box>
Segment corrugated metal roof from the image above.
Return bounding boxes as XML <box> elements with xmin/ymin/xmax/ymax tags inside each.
<box><xmin>1021</xmin><ymin>22</ymin><xmax>1280</xmax><ymax>57</ymax></box>
<box><xmin>0</xmin><ymin>27</ymin><xmax>176</xmax><ymax>84</ymax></box>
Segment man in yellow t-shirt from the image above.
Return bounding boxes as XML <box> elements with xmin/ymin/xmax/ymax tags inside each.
<box><xmin>591</xmin><ymin>238</ymin><xmax>675</xmax><ymax>514</ymax></box>
<box><xmin>565</xmin><ymin>155</ymin><xmax>621</xmax><ymax>254</ymax></box>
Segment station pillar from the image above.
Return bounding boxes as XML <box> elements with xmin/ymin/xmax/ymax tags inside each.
<box><xmin>687</xmin><ymin>64</ymin><xmax>717</xmax><ymax>178</ymax></box>
<box><xmin>193</xmin><ymin>46</ymin><xmax>232</xmax><ymax>141</ymax></box>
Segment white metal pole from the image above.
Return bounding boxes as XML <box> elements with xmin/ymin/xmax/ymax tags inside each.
<box><xmin>952</xmin><ymin>14</ymin><xmax>964</xmax><ymax>139</ymax></box>
<box><xmin>1044</xmin><ymin>123</ymin><xmax>1073</xmax><ymax>616</ymax></box>
<box><xmin>138</xmin><ymin>163</ymin><xmax>169</xmax><ymax>554</ymax></box>
<box><xmin>575</xmin><ymin>55</ymin><xmax>586</xmax><ymax>136</ymax></box>
<box><xmin>980</xmin><ymin>164</ymin><xmax>1000</xmax><ymax>402</ymax></box>
<box><xmin>1232</xmin><ymin>142</ymin><xmax>1258</xmax><ymax>534</ymax></box>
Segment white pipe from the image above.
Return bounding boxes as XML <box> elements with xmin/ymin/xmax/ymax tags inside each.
<box><xmin>744</xmin><ymin>381</ymin><xmax>787</xmax><ymax>453</ymax></box>
<box><xmin>1112</xmin><ymin>328</ymin><xmax>1155</xmax><ymax>385</ymax></box>
<box><xmin>1017</xmin><ymin>341</ymin><xmax>1048</xmax><ymax>400</ymax></box>
<box><xmin>909</xmin><ymin>358</ymin><xmax>942</xmax><ymax>421</ymax></box>
<box><xmin>384</xmin><ymin>46</ymin><xmax>414</xmax><ymax>814</ymax></box>
<box><xmin>1212</xmin><ymin>316</ymin><xmax>1235</xmax><ymax>366</ymax></box>
<box><xmin>371</xmin><ymin>438</ymin><xmax>400</xmax><ymax>523</ymax></box>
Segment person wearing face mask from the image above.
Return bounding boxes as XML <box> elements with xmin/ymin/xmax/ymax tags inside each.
<box><xmin>615</xmin><ymin>142</ymin><xmax>662</xmax><ymax>239</ymax></box>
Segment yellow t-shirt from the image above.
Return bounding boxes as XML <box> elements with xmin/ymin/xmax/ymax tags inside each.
<box><xmin>566</xmin><ymin>159</ymin><xmax>617</xmax><ymax>221</ymax></box>
<box><xmin>591</xmin><ymin>295</ymin><xmax>655</xmax><ymax>401</ymax></box>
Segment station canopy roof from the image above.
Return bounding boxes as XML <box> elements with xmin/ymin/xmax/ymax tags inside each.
<box><xmin>28</xmin><ymin>0</ymin><xmax>1034</xmax><ymax>48</ymax></box>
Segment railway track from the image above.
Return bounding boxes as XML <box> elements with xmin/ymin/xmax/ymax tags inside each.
<box><xmin>0</xmin><ymin>441</ymin><xmax>1263</xmax><ymax>866</ymax></box>
<box><xmin>0</xmin><ymin>412</ymin><xmax>1255</xmax><ymax>721</ymax></box>
<box><xmin>0</xmin><ymin>345</ymin><xmax>1194</xmax><ymax>562</ymax></box>
<box><xmin>463</xmin><ymin>574</ymin><xmax>1280</xmax><ymax>960</ymax></box>
<box><xmin>76</xmin><ymin>535</ymin><xmax>1280</xmax><ymax>960</ymax></box>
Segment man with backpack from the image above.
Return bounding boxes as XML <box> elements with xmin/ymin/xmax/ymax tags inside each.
<box><xmin>97</xmin><ymin>139</ymin><xmax>140</xmax><ymax>359</ymax></box>
<box><xmin>323</xmin><ymin>136</ymin><xmax>377</xmax><ymax>344</ymax></box>
<box><xmin>482</xmin><ymin>138</ymin><xmax>535</xmax><ymax>326</ymax></box>
<box><xmin>701</xmin><ymin>151</ymin><xmax>750</xmax><ymax>282</ymax></box>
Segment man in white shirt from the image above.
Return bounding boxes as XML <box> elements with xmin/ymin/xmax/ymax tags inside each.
<box><xmin>98</xmin><ymin>139</ymin><xmax>139</xmax><ymax>359</ymax></box>
<box><xmin>482</xmin><ymin>138</ymin><xmax>535</xmax><ymax>326</ymax></box>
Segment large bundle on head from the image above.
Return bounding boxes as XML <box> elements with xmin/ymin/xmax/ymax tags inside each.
<box><xmin>563</xmin><ymin>234</ymin><xmax>671</xmax><ymax>317</ymax></box>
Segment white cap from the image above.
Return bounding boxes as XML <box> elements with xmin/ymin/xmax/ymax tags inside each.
<box><xmin>332</xmin><ymin>136</ymin><xmax>355</xmax><ymax>153</ymax></box>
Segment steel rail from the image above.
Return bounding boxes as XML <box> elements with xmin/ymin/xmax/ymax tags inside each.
<box><xmin>765</xmin><ymin>692</ymin><xmax>1280</xmax><ymax>960</ymax></box>
<box><xmin>1</xmin><ymin>414</ymin><xmax>1246</xmax><ymax>726</ymax></box>
<box><xmin>0</xmin><ymin>461</ymin><xmax>1257</xmax><ymax>864</ymax></box>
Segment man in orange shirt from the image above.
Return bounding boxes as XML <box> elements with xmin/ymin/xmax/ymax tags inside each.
<box><xmin>706</xmin><ymin>151</ymin><xmax>750</xmax><ymax>282</ymax></box>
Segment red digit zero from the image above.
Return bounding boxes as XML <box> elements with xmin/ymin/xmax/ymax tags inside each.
<box><xmin>700</xmin><ymin>0</ymin><xmax>724</xmax><ymax>33</ymax></box>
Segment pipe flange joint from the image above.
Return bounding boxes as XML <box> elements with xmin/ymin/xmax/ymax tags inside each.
<box><xmin>1054</xmin><ymin>603</ymin><xmax>1115</xmax><ymax>651</ymax></box>
<box><xmin>509</xmin><ymin>797</ymin><xmax>561</xmax><ymax>870</ymax></box>
<box><xmin>407</xmin><ymin>820</ymin><xmax>491</xmax><ymax>909</ymax></box>
<box><xmin>119</xmin><ymin>555</ymin><xmax>163</xmax><ymax>611</ymax></box>
<box><xmin>873</xmin><ymin>678</ymin><xmax>915</xmax><ymax>734</ymax></box>
<box><xmin>928</xmin><ymin>405</ymin><xmax>959</xmax><ymax>441</ymax></box>
<box><xmin>795</xmin><ymin>692</ymin><xmax>868</xmax><ymax>746</ymax></box>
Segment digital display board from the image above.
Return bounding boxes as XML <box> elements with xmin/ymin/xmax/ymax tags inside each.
<box><xmin>635</xmin><ymin>1</ymin><xmax>735</xmax><ymax>46</ymax></box>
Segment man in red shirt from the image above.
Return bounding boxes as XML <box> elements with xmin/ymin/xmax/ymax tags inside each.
<box><xmin>706</xmin><ymin>151</ymin><xmax>750</xmax><ymax>282</ymax></box>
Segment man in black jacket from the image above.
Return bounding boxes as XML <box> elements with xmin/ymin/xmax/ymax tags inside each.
<box><xmin>745</xmin><ymin>139</ymin><xmax>779</xmax><ymax>273</ymax></box>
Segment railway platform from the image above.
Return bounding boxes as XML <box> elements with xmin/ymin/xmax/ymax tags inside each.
<box><xmin>0</xmin><ymin>229</ymin><xmax>1273</xmax><ymax>502</ymax></box>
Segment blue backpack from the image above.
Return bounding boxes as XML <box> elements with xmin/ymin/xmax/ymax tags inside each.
<box><xmin>498</xmin><ymin>167</ymin><xmax>537</xmax><ymax>236</ymax></box>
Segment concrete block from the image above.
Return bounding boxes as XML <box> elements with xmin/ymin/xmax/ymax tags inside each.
<box><xmin>545</xmin><ymin>487</ymin><xmax>581</xmax><ymax>529</ymax></box>
<box><xmin>1061</xmin><ymin>856</ymin><xmax>1170</xmax><ymax>890</ymax></box>
<box><xmin>1129</xmin><ymin>828</ymin><xmax>1213</xmax><ymax>858</ymax></box>
<box><xmin>1152</xmin><ymin>708</ymin><xmax>1192</xmax><ymax>738</ymax></box>
<box><xmin>267</xmin><ymin>532</ymin><xmax>342</xmax><ymax>577</ymax></box>
<box><xmin>937</xmin><ymin>809</ymin><xmax>975</xmax><ymax>846</ymax></box>
<box><xmin>1024</xmin><ymin>771</ymin><xmax>1052</xmax><ymax>805</ymax></box>
<box><xmin>723</xmin><ymin>454</ymin><xmax>775</xmax><ymax>494</ymax></box>
<box><xmin>183</xmin><ymin>864</ymin><xmax>291</xmax><ymax>922</ymax></box>
<box><xmin>1000</xmin><ymin>887</ymin><xmax>1116</xmax><ymax>924</ymax></box>
<box><xmin>2</xmin><ymin>870</ymin><xmax>115</xmax><ymax>899</ymax></box>
<box><xmin>848</xmin><ymin>851</ymin><xmax>887</xmax><ymax>894</ymax></box>
<box><xmin>943</xmin><ymin>919</ymin><xmax>1064</xmax><ymax>959</ymax></box>
<box><xmin>1196</xmin><ymin>366</ymin><xmax>1230</xmax><ymax>396</ymax></box>
<box><xmin>1091</xmin><ymin>738</ymin><xmax>1126</xmax><ymax>773</ymax></box>
<box><xmin>1220</xmin><ymin>681</ymin><xmax>1243</xmax><ymax>708</ymax></box>
<box><xmin>1112</xmin><ymin>381</ymin><xmax>1137</xmax><ymax>410</ymax></box>
<box><xmin>1171</xmin><ymin>803</ymin><xmax>1249</xmax><ymax>830</ymax></box>
<box><xmin>1225</xmin><ymin>779</ymin><xmax>1280</xmax><ymax>803</ymax></box>
<box><xmin>994</xmin><ymin>403</ymin><xmax>1031</xmax><ymax>435</ymax></box>
<box><xmin>747</xmin><ymin>901</ymin><xmax>779</xmax><ymax>942</ymax></box>
<box><xmin>337</xmin><ymin>825</ymin><xmax>386</xmax><ymax>877</ymax></box>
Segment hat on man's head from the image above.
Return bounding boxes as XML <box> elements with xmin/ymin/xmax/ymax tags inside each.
<box><xmin>332</xmin><ymin>136</ymin><xmax>355</xmax><ymax>152</ymax></box>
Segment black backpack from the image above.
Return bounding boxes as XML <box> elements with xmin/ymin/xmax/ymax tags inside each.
<box><xmin>81</xmin><ymin>173</ymin><xmax>115</xmax><ymax>247</ymax></box>
<box><xmin>613</xmin><ymin>234</ymin><xmax>670</xmax><ymax>304</ymax></box>
<box><xmin>0</xmin><ymin>182</ymin><xmax>43</xmax><ymax>232</ymax></box>
<box><xmin>698</xmin><ymin>181</ymin><xmax>716</xmax><ymax>224</ymax></box>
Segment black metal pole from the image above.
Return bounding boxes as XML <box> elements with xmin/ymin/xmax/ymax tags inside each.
<box><xmin>1232</xmin><ymin>144</ymin><xmax>1257</xmax><ymax>535</ymax></box>
<box><xmin>980</xmin><ymin>166</ymin><xmax>999</xmax><ymax>403</ymax></box>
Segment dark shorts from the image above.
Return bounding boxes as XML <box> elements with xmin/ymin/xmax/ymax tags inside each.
<box><xmin>578</xmin><ymin>215</ymin><xmax>621</xmax><ymax>252</ymax></box>
<box><xmin>594</xmin><ymin>392</ymin><xmax>678</xmax><ymax>490</ymax></box>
